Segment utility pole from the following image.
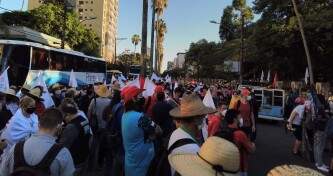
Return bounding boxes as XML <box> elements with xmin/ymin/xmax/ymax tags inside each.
<box><xmin>150</xmin><ymin>0</ymin><xmax>156</xmax><ymax>74</ymax></box>
<box><xmin>239</xmin><ymin>13</ymin><xmax>244</xmax><ymax>84</ymax></box>
<box><xmin>291</xmin><ymin>0</ymin><xmax>314</xmax><ymax>85</ymax></box>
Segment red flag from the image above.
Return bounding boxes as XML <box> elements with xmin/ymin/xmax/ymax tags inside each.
<box><xmin>272</xmin><ymin>72</ymin><xmax>278</xmax><ymax>88</ymax></box>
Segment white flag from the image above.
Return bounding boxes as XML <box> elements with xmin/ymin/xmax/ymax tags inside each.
<box><xmin>69</xmin><ymin>69</ymin><xmax>78</xmax><ymax>88</ymax></box>
<box><xmin>142</xmin><ymin>77</ymin><xmax>156</xmax><ymax>97</ymax></box>
<box><xmin>119</xmin><ymin>74</ymin><xmax>127</xmax><ymax>81</ymax></box>
<box><xmin>0</xmin><ymin>67</ymin><xmax>10</xmax><ymax>92</ymax></box>
<box><xmin>151</xmin><ymin>73</ymin><xmax>160</xmax><ymax>81</ymax></box>
<box><xmin>166</xmin><ymin>75</ymin><xmax>172</xmax><ymax>83</ymax></box>
<box><xmin>174</xmin><ymin>81</ymin><xmax>179</xmax><ymax>89</ymax></box>
<box><xmin>34</xmin><ymin>71</ymin><xmax>55</xmax><ymax>108</ymax></box>
<box><xmin>260</xmin><ymin>70</ymin><xmax>264</xmax><ymax>82</ymax></box>
<box><xmin>111</xmin><ymin>75</ymin><xmax>117</xmax><ymax>84</ymax></box>
<box><xmin>305</xmin><ymin>67</ymin><xmax>309</xmax><ymax>85</ymax></box>
<box><xmin>267</xmin><ymin>70</ymin><xmax>271</xmax><ymax>82</ymax></box>
<box><xmin>203</xmin><ymin>90</ymin><xmax>216</xmax><ymax>109</ymax></box>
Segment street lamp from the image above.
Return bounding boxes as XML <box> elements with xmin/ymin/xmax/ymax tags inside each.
<box><xmin>114</xmin><ymin>37</ymin><xmax>128</xmax><ymax>64</ymax></box>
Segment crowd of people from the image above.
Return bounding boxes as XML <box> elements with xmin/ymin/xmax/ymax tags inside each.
<box><xmin>0</xmin><ymin>78</ymin><xmax>330</xmax><ymax>176</ymax></box>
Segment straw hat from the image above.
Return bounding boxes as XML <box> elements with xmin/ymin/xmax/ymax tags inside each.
<box><xmin>25</xmin><ymin>87</ymin><xmax>44</xmax><ymax>101</ymax></box>
<box><xmin>51</xmin><ymin>83</ymin><xmax>63</xmax><ymax>90</ymax></box>
<box><xmin>168</xmin><ymin>137</ymin><xmax>240</xmax><ymax>176</ymax></box>
<box><xmin>267</xmin><ymin>165</ymin><xmax>324</xmax><ymax>176</ymax></box>
<box><xmin>169</xmin><ymin>93</ymin><xmax>216</xmax><ymax>118</ymax></box>
<box><xmin>1</xmin><ymin>88</ymin><xmax>19</xmax><ymax>101</ymax></box>
<box><xmin>95</xmin><ymin>85</ymin><xmax>111</xmax><ymax>98</ymax></box>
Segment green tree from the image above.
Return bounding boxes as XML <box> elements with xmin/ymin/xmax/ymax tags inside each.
<box><xmin>219</xmin><ymin>6</ymin><xmax>236</xmax><ymax>41</ymax></box>
<box><xmin>131</xmin><ymin>34</ymin><xmax>141</xmax><ymax>54</ymax></box>
<box><xmin>0</xmin><ymin>4</ymin><xmax>100</xmax><ymax>57</ymax></box>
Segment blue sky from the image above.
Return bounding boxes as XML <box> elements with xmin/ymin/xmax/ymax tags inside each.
<box><xmin>0</xmin><ymin>0</ymin><xmax>255</xmax><ymax>71</ymax></box>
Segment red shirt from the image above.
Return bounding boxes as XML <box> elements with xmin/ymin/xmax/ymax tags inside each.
<box><xmin>35</xmin><ymin>101</ymin><xmax>45</xmax><ymax>118</ymax></box>
<box><xmin>232</xmin><ymin>129</ymin><xmax>253</xmax><ymax>172</ymax></box>
<box><xmin>207</xmin><ymin>114</ymin><xmax>221</xmax><ymax>136</ymax></box>
<box><xmin>239</xmin><ymin>102</ymin><xmax>252</xmax><ymax>127</ymax></box>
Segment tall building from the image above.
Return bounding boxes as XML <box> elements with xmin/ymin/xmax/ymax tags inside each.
<box><xmin>173</xmin><ymin>52</ymin><xmax>185</xmax><ymax>69</ymax></box>
<box><xmin>28</xmin><ymin>0</ymin><xmax>119</xmax><ymax>63</ymax></box>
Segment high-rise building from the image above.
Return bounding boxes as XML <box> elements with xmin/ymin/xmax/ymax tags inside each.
<box><xmin>28</xmin><ymin>0</ymin><xmax>119</xmax><ymax>63</ymax></box>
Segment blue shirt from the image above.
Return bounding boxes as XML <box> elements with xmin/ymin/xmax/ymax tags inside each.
<box><xmin>121</xmin><ymin>111</ymin><xmax>154</xmax><ymax>176</ymax></box>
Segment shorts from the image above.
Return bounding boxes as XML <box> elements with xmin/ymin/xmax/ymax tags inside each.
<box><xmin>292</xmin><ymin>124</ymin><xmax>302</xmax><ymax>141</ymax></box>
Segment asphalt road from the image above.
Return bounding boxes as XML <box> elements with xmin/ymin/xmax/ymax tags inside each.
<box><xmin>248</xmin><ymin>120</ymin><xmax>330</xmax><ymax>176</ymax></box>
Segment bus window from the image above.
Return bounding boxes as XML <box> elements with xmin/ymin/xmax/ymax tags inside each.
<box><xmin>5</xmin><ymin>45</ymin><xmax>30</xmax><ymax>86</ymax></box>
<box><xmin>50</xmin><ymin>51</ymin><xmax>64</xmax><ymax>71</ymax></box>
<box><xmin>31</xmin><ymin>47</ymin><xmax>49</xmax><ymax>70</ymax></box>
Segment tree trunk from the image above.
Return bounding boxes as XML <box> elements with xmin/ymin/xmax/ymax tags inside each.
<box><xmin>239</xmin><ymin>13</ymin><xmax>244</xmax><ymax>84</ymax></box>
<box><xmin>154</xmin><ymin>16</ymin><xmax>159</xmax><ymax>73</ymax></box>
<box><xmin>291</xmin><ymin>0</ymin><xmax>314</xmax><ymax>85</ymax></box>
<box><xmin>140</xmin><ymin>0</ymin><xmax>148</xmax><ymax>76</ymax></box>
<box><xmin>150</xmin><ymin>0</ymin><xmax>156</xmax><ymax>73</ymax></box>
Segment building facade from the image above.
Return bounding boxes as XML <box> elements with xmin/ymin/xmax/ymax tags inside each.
<box><xmin>173</xmin><ymin>52</ymin><xmax>185</xmax><ymax>69</ymax></box>
<box><xmin>28</xmin><ymin>0</ymin><xmax>119</xmax><ymax>63</ymax></box>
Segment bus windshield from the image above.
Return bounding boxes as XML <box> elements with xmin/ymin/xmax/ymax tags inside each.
<box><xmin>0</xmin><ymin>44</ymin><xmax>30</xmax><ymax>86</ymax></box>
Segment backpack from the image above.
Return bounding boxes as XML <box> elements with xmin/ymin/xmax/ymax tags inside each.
<box><xmin>146</xmin><ymin>138</ymin><xmax>196</xmax><ymax>176</ymax></box>
<box><xmin>12</xmin><ymin>141</ymin><xmax>63</xmax><ymax>176</ymax></box>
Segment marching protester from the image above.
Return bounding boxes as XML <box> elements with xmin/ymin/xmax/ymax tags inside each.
<box><xmin>50</xmin><ymin>83</ymin><xmax>63</xmax><ymax>107</ymax></box>
<box><xmin>88</xmin><ymin>84</ymin><xmax>111</xmax><ymax>133</ymax></box>
<box><xmin>102</xmin><ymin>83</ymin><xmax>125</xmax><ymax>176</ymax></box>
<box><xmin>237</xmin><ymin>88</ymin><xmax>256</xmax><ymax>141</ymax></box>
<box><xmin>0</xmin><ymin>88</ymin><xmax>19</xmax><ymax>131</ymax></box>
<box><xmin>24</xmin><ymin>86</ymin><xmax>46</xmax><ymax>118</ymax></box>
<box><xmin>0</xmin><ymin>96</ymin><xmax>39</xmax><ymax>155</ymax></box>
<box><xmin>287</xmin><ymin>97</ymin><xmax>307</xmax><ymax>156</ymax></box>
<box><xmin>58</xmin><ymin>98</ymin><xmax>91</xmax><ymax>169</ymax></box>
<box><xmin>0</xmin><ymin>108</ymin><xmax>75</xmax><ymax>176</ymax></box>
<box><xmin>121</xmin><ymin>86</ymin><xmax>161</xmax><ymax>176</ymax></box>
<box><xmin>216</xmin><ymin>109</ymin><xmax>256</xmax><ymax>176</ymax></box>
<box><xmin>168</xmin><ymin>93</ymin><xmax>216</xmax><ymax>176</ymax></box>
<box><xmin>168</xmin><ymin>136</ymin><xmax>240</xmax><ymax>176</ymax></box>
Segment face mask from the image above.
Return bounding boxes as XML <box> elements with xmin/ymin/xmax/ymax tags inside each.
<box><xmin>55</xmin><ymin>90</ymin><xmax>62</xmax><ymax>95</ymax></box>
<box><xmin>26</xmin><ymin>107</ymin><xmax>36</xmax><ymax>114</ymax></box>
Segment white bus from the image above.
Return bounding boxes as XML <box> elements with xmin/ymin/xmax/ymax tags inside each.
<box><xmin>0</xmin><ymin>40</ymin><xmax>106</xmax><ymax>87</ymax></box>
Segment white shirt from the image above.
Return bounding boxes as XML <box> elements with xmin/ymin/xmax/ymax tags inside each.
<box><xmin>168</xmin><ymin>128</ymin><xmax>200</xmax><ymax>176</ymax></box>
<box><xmin>290</xmin><ymin>105</ymin><xmax>305</xmax><ymax>125</ymax></box>
<box><xmin>0</xmin><ymin>109</ymin><xmax>39</xmax><ymax>155</ymax></box>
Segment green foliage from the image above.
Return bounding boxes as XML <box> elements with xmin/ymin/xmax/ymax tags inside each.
<box><xmin>219</xmin><ymin>6</ymin><xmax>236</xmax><ymax>41</ymax></box>
<box><xmin>0</xmin><ymin>3</ymin><xmax>100</xmax><ymax>57</ymax></box>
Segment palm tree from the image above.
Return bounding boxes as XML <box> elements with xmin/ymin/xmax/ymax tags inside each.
<box><xmin>156</xmin><ymin>19</ymin><xmax>167</xmax><ymax>73</ymax></box>
<box><xmin>149</xmin><ymin>0</ymin><xmax>156</xmax><ymax>74</ymax></box>
<box><xmin>154</xmin><ymin>0</ymin><xmax>168</xmax><ymax>72</ymax></box>
<box><xmin>140</xmin><ymin>0</ymin><xmax>148</xmax><ymax>76</ymax></box>
<box><xmin>131</xmin><ymin>34</ymin><xmax>141</xmax><ymax>54</ymax></box>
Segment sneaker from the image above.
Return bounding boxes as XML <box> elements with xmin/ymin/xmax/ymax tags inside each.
<box><xmin>317</xmin><ymin>165</ymin><xmax>329</xmax><ymax>173</ymax></box>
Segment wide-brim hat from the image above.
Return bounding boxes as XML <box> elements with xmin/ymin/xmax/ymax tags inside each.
<box><xmin>168</xmin><ymin>137</ymin><xmax>240</xmax><ymax>176</ymax></box>
<box><xmin>267</xmin><ymin>165</ymin><xmax>324</xmax><ymax>176</ymax></box>
<box><xmin>25</xmin><ymin>87</ymin><xmax>44</xmax><ymax>101</ymax></box>
<box><xmin>95</xmin><ymin>85</ymin><xmax>111</xmax><ymax>98</ymax></box>
<box><xmin>169</xmin><ymin>93</ymin><xmax>216</xmax><ymax>118</ymax></box>
<box><xmin>51</xmin><ymin>83</ymin><xmax>63</xmax><ymax>90</ymax></box>
<box><xmin>1</xmin><ymin>88</ymin><xmax>19</xmax><ymax>101</ymax></box>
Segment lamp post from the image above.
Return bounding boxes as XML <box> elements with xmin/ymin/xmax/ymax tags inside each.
<box><xmin>114</xmin><ymin>37</ymin><xmax>127</xmax><ymax>64</ymax></box>
<box><xmin>210</xmin><ymin>19</ymin><xmax>244</xmax><ymax>84</ymax></box>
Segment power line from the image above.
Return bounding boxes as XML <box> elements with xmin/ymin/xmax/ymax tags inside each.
<box><xmin>0</xmin><ymin>6</ymin><xmax>14</xmax><ymax>12</ymax></box>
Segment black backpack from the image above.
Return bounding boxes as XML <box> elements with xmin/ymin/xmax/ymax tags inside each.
<box><xmin>146</xmin><ymin>138</ymin><xmax>196</xmax><ymax>176</ymax></box>
<box><xmin>12</xmin><ymin>141</ymin><xmax>63</xmax><ymax>176</ymax></box>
